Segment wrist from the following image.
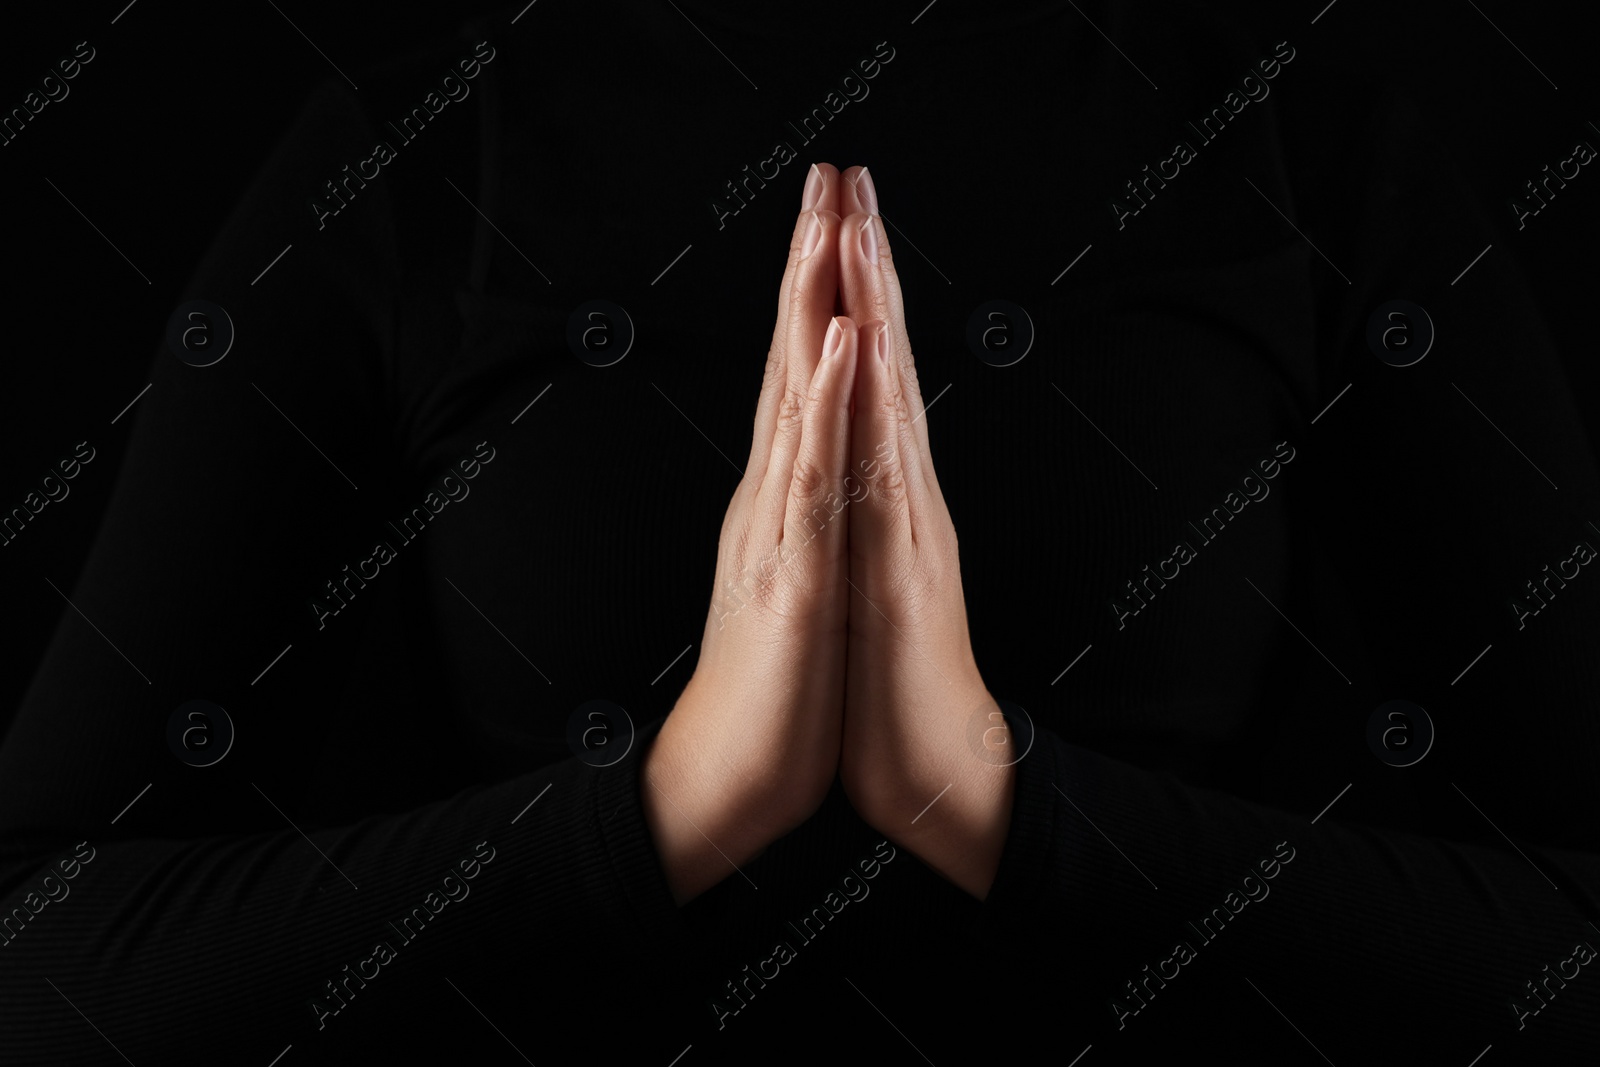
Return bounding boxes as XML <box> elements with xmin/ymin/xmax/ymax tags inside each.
<box><xmin>640</xmin><ymin>677</ymin><xmax>790</xmax><ymax>904</ymax></box>
<box><xmin>876</xmin><ymin>757</ymin><xmax>1015</xmax><ymax>899</ymax></box>
<box><xmin>854</xmin><ymin>687</ymin><xmax>1018</xmax><ymax>899</ymax></box>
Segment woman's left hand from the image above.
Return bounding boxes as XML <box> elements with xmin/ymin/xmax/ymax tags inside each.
<box><xmin>833</xmin><ymin>167</ymin><xmax>1017</xmax><ymax>899</ymax></box>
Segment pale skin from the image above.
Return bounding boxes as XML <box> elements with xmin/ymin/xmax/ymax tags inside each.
<box><xmin>640</xmin><ymin>163</ymin><xmax>1016</xmax><ymax>905</ymax></box>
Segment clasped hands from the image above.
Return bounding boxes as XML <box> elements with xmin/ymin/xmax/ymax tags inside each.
<box><xmin>641</xmin><ymin>164</ymin><xmax>1017</xmax><ymax>905</ymax></box>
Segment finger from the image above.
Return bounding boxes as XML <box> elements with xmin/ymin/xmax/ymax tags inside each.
<box><xmin>773</xmin><ymin>317</ymin><xmax>857</xmax><ymax>581</ymax></box>
<box><xmin>837</xmin><ymin>203</ymin><xmax>933</xmax><ymax>466</ymax></box>
<box><xmin>838</xmin><ymin>165</ymin><xmax>878</xmax><ymax>219</ymax></box>
<box><xmin>755</xmin><ymin>206</ymin><xmax>841</xmax><ymax>507</ymax></box>
<box><xmin>849</xmin><ymin>320</ymin><xmax>939</xmax><ymax>590</ymax></box>
<box><xmin>747</xmin><ymin>164</ymin><xmax>841</xmax><ymax>482</ymax></box>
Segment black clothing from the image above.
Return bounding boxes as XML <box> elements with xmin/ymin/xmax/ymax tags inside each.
<box><xmin>3</xmin><ymin>2</ymin><xmax>1597</xmax><ymax>1062</ymax></box>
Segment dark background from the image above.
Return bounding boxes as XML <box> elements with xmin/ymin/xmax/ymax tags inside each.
<box><xmin>2</xmin><ymin>0</ymin><xmax>1597</xmax><ymax>728</ymax></box>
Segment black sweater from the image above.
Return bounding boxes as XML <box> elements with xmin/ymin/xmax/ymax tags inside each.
<box><xmin>2</xmin><ymin>2</ymin><xmax>1597</xmax><ymax>1063</ymax></box>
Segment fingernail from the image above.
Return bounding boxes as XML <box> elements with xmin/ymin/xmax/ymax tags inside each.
<box><xmin>875</xmin><ymin>323</ymin><xmax>890</xmax><ymax>364</ymax></box>
<box><xmin>824</xmin><ymin>318</ymin><xmax>845</xmax><ymax>359</ymax></box>
<box><xmin>801</xmin><ymin>212</ymin><xmax>823</xmax><ymax>258</ymax></box>
<box><xmin>859</xmin><ymin>216</ymin><xmax>878</xmax><ymax>264</ymax></box>
<box><xmin>857</xmin><ymin>167</ymin><xmax>880</xmax><ymax>215</ymax></box>
<box><xmin>801</xmin><ymin>164</ymin><xmax>824</xmax><ymax>211</ymax></box>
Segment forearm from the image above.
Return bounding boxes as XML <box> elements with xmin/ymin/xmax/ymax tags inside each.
<box><xmin>977</xmin><ymin>730</ymin><xmax>1600</xmax><ymax>1056</ymax></box>
<box><xmin>0</xmin><ymin>747</ymin><xmax>687</xmax><ymax>1061</ymax></box>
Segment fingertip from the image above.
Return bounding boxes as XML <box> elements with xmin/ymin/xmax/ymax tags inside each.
<box><xmin>802</xmin><ymin>162</ymin><xmax>842</xmax><ymax>216</ymax></box>
<box><xmin>839</xmin><ymin>166</ymin><xmax>877</xmax><ymax>217</ymax></box>
<box><xmin>841</xmin><ymin>210</ymin><xmax>873</xmax><ymax>252</ymax></box>
<box><xmin>854</xmin><ymin>318</ymin><xmax>887</xmax><ymax>368</ymax></box>
<box><xmin>811</xmin><ymin>317</ymin><xmax>858</xmax><ymax>410</ymax></box>
<box><xmin>856</xmin><ymin>166</ymin><xmax>879</xmax><ymax>216</ymax></box>
<box><xmin>801</xmin><ymin>163</ymin><xmax>824</xmax><ymax>211</ymax></box>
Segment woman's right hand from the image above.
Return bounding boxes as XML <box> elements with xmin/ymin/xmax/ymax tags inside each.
<box><xmin>641</xmin><ymin>164</ymin><xmax>858</xmax><ymax>904</ymax></box>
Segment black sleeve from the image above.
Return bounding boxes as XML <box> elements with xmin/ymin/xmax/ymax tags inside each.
<box><xmin>0</xmin><ymin>74</ymin><xmax>688</xmax><ymax>1065</ymax></box>
<box><xmin>976</xmin><ymin>64</ymin><xmax>1600</xmax><ymax>1063</ymax></box>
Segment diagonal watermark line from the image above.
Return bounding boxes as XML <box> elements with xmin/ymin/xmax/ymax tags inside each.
<box><xmin>1051</xmin><ymin>383</ymin><xmax>1159</xmax><ymax>490</ymax></box>
<box><xmin>511</xmin><ymin>0</ymin><xmax>539</xmax><ymax>24</ymax></box>
<box><xmin>652</xmin><ymin>383</ymin><xmax>744</xmax><ymax>476</ymax></box>
<box><xmin>1243</xmin><ymin>976</ymin><xmax>1336</xmax><ymax>1065</ymax></box>
<box><xmin>444</xmin><ymin>977</ymin><xmax>537</xmax><ymax>1065</ymax></box>
<box><xmin>1052</xmin><ymin>643</ymin><xmax>1093</xmax><ymax>685</ymax></box>
<box><xmin>1451</xmin><ymin>782</ymin><xmax>1559</xmax><ymax>890</ymax></box>
<box><xmin>1243</xmin><ymin>176</ymin><xmax>1350</xmax><ymax>284</ymax></box>
<box><xmin>666</xmin><ymin>1044</ymin><xmax>694</xmax><ymax>1067</ymax></box>
<box><xmin>911</xmin><ymin>783</ymin><xmax>952</xmax><ymax>824</ymax></box>
<box><xmin>111</xmin><ymin>382</ymin><xmax>152</xmax><ymax>425</ymax></box>
<box><xmin>1066</xmin><ymin>1045</ymin><xmax>1093</xmax><ymax>1067</ymax></box>
<box><xmin>652</xmin><ymin>644</ymin><xmax>694</xmax><ymax>685</ymax></box>
<box><xmin>1451</xmin><ymin>243</ymin><xmax>1492</xmax><ymax>286</ymax></box>
<box><xmin>110</xmin><ymin>782</ymin><xmax>152</xmax><ymax>825</ymax></box>
<box><xmin>252</xmin><ymin>781</ymin><xmax>361</xmax><ymax>891</ymax></box>
<box><xmin>652</xmin><ymin>244</ymin><xmax>694</xmax><ymax>285</ymax></box>
<box><xmin>1451</xmin><ymin>382</ymin><xmax>1558</xmax><ymax>489</ymax></box>
<box><xmin>445</xmin><ymin>577</ymin><xmax>552</xmax><ymax>683</ymax></box>
<box><xmin>1244</xmin><ymin>575</ymin><xmax>1352</xmax><ymax>684</ymax></box>
<box><xmin>840</xmin><ymin>171</ymin><xmax>950</xmax><ymax>283</ymax></box>
<box><xmin>1063</xmin><ymin>0</ymin><xmax>1158</xmax><ymax>89</ymax></box>
<box><xmin>266</xmin><ymin>1044</ymin><xmax>293</xmax><ymax>1067</ymax></box>
<box><xmin>1310</xmin><ymin>0</ymin><xmax>1340</xmax><ymax>24</ymax></box>
<box><xmin>910</xmin><ymin>0</ymin><xmax>939</xmax><ymax>23</ymax></box>
<box><xmin>879</xmin><ymin>213</ymin><xmax>951</xmax><ymax>284</ymax></box>
<box><xmin>251</xmin><ymin>383</ymin><xmax>359</xmax><ymax>490</ymax></box>
<box><xmin>445</xmin><ymin>177</ymin><xmax>551</xmax><ymax>284</ymax></box>
<box><xmin>1052</xmin><ymin>781</ymin><xmax>1158</xmax><ymax>889</ymax></box>
<box><xmin>264</xmin><ymin>0</ymin><xmax>359</xmax><ymax>91</ymax></box>
<box><xmin>1310</xmin><ymin>382</ymin><xmax>1352</xmax><ymax>425</ymax></box>
<box><xmin>252</xmin><ymin>643</ymin><xmax>293</xmax><ymax>686</ymax></box>
<box><xmin>1052</xmin><ymin>243</ymin><xmax>1093</xmax><ymax>284</ymax></box>
<box><xmin>111</xmin><ymin>0</ymin><xmax>140</xmax><ymax>23</ymax></box>
<box><xmin>1465</xmin><ymin>1044</ymin><xmax>1492</xmax><ymax>1067</ymax></box>
<box><xmin>1452</xmin><ymin>643</ymin><xmax>1492</xmax><ymax>686</ymax></box>
<box><xmin>842</xmin><ymin>976</ymin><xmax>937</xmax><ymax>1066</ymax></box>
<box><xmin>644</xmin><ymin>777</ymin><xmax>759</xmax><ymax>890</ymax></box>
<box><xmin>252</xmin><ymin>243</ymin><xmax>293</xmax><ymax>285</ymax></box>
<box><xmin>511</xmin><ymin>782</ymin><xmax>552</xmax><ymax>824</ymax></box>
<box><xmin>1465</xmin><ymin>0</ymin><xmax>1557</xmax><ymax>90</ymax></box>
<box><xmin>44</xmin><ymin>978</ymin><xmax>134</xmax><ymax>1065</ymax></box>
<box><xmin>45</xmin><ymin>177</ymin><xmax>151</xmax><ymax>284</ymax></box>
<box><xmin>664</xmin><ymin>0</ymin><xmax>758</xmax><ymax>89</ymax></box>
<box><xmin>912</xmin><ymin>383</ymin><xmax>951</xmax><ymax>424</ymax></box>
<box><xmin>1310</xmin><ymin>782</ymin><xmax>1351</xmax><ymax>825</ymax></box>
<box><xmin>43</xmin><ymin>576</ymin><xmax>151</xmax><ymax>684</ymax></box>
<box><xmin>511</xmin><ymin>383</ymin><xmax>552</xmax><ymax>425</ymax></box>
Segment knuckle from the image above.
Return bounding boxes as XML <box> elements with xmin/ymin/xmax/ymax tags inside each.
<box><xmin>899</xmin><ymin>349</ymin><xmax>924</xmax><ymax>391</ymax></box>
<box><xmin>776</xmin><ymin>387</ymin><xmax>806</xmax><ymax>433</ymax></box>
<box><xmin>788</xmin><ymin>458</ymin><xmax>827</xmax><ymax>506</ymax></box>
<box><xmin>785</xmin><ymin>292</ymin><xmax>821</xmax><ymax>338</ymax></box>
<box><xmin>762</xmin><ymin>345</ymin><xmax>785</xmax><ymax>393</ymax></box>
<box><xmin>875</xmin><ymin>231</ymin><xmax>897</xmax><ymax>272</ymax></box>
<box><xmin>871</xmin><ymin>455</ymin><xmax>909</xmax><ymax>507</ymax></box>
<box><xmin>876</xmin><ymin>373</ymin><xmax>912</xmax><ymax>426</ymax></box>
